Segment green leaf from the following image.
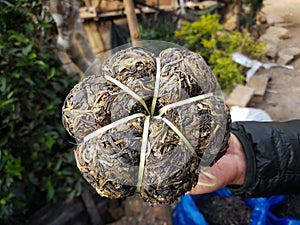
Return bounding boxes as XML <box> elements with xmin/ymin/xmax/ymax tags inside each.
<box><xmin>48</xmin><ymin>67</ymin><xmax>56</xmax><ymax>79</ymax></box>
<box><xmin>9</xmin><ymin>33</ymin><xmax>30</xmax><ymax>44</ymax></box>
<box><xmin>0</xmin><ymin>97</ymin><xmax>17</xmax><ymax>107</ymax></box>
<box><xmin>22</xmin><ymin>44</ymin><xmax>33</xmax><ymax>56</ymax></box>
<box><xmin>0</xmin><ymin>199</ymin><xmax>6</xmax><ymax>205</ymax></box>
<box><xmin>12</xmin><ymin>72</ymin><xmax>20</xmax><ymax>79</ymax></box>
<box><xmin>45</xmin><ymin>135</ymin><xmax>56</xmax><ymax>149</ymax></box>
<box><xmin>24</xmin><ymin>23</ymin><xmax>34</xmax><ymax>33</ymax></box>
<box><xmin>7</xmin><ymin>91</ymin><xmax>14</xmax><ymax>99</ymax></box>
<box><xmin>3</xmin><ymin>152</ymin><xmax>22</xmax><ymax>180</ymax></box>
<box><xmin>28</xmin><ymin>52</ymin><xmax>37</xmax><ymax>60</ymax></box>
<box><xmin>28</xmin><ymin>172</ymin><xmax>39</xmax><ymax>186</ymax></box>
<box><xmin>0</xmin><ymin>77</ymin><xmax>7</xmax><ymax>93</ymax></box>
<box><xmin>46</xmin><ymin>180</ymin><xmax>54</xmax><ymax>201</ymax></box>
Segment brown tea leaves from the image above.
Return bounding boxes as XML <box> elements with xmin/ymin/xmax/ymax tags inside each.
<box><xmin>62</xmin><ymin>46</ymin><xmax>231</xmax><ymax>204</ymax></box>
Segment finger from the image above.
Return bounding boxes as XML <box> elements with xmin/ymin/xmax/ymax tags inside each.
<box><xmin>189</xmin><ymin>167</ymin><xmax>225</xmax><ymax>194</ymax></box>
<box><xmin>188</xmin><ymin>154</ymin><xmax>235</xmax><ymax>194</ymax></box>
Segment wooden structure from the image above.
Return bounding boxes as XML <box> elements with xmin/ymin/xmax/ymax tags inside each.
<box><xmin>80</xmin><ymin>0</ymin><xmax>178</xmax><ymax>19</ymax></box>
<box><xmin>58</xmin><ymin>0</ymin><xmax>219</xmax><ymax>72</ymax></box>
<box><xmin>78</xmin><ymin>0</ymin><xmax>179</xmax><ymax>57</ymax></box>
<box><xmin>124</xmin><ymin>0</ymin><xmax>142</xmax><ymax>45</ymax></box>
<box><xmin>77</xmin><ymin>0</ymin><xmax>221</xmax><ymax>55</ymax></box>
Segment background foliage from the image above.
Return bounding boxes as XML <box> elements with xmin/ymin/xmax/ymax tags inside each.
<box><xmin>174</xmin><ymin>14</ymin><xmax>266</xmax><ymax>92</ymax></box>
<box><xmin>0</xmin><ymin>0</ymin><xmax>82</xmax><ymax>224</ymax></box>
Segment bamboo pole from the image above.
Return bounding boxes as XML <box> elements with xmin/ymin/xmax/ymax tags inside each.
<box><xmin>123</xmin><ymin>0</ymin><xmax>142</xmax><ymax>46</ymax></box>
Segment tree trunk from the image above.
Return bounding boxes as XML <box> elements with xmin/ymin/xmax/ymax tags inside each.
<box><xmin>47</xmin><ymin>0</ymin><xmax>96</xmax><ymax>73</ymax></box>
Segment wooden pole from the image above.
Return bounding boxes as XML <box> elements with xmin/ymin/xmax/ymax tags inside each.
<box><xmin>123</xmin><ymin>0</ymin><xmax>142</xmax><ymax>46</ymax></box>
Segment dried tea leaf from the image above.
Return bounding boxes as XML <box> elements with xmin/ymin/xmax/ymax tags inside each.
<box><xmin>62</xmin><ymin>43</ymin><xmax>231</xmax><ymax>205</ymax></box>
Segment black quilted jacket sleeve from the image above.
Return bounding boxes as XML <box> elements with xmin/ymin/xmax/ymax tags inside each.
<box><xmin>228</xmin><ymin>120</ymin><xmax>300</xmax><ymax>197</ymax></box>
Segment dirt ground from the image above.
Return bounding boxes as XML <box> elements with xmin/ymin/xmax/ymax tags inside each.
<box><xmin>253</xmin><ymin>0</ymin><xmax>300</xmax><ymax>121</ymax></box>
<box><xmin>108</xmin><ymin>1</ymin><xmax>300</xmax><ymax>225</ymax></box>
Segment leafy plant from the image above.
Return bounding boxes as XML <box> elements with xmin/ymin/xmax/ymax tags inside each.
<box><xmin>0</xmin><ymin>0</ymin><xmax>83</xmax><ymax>224</ymax></box>
<box><xmin>139</xmin><ymin>22</ymin><xmax>177</xmax><ymax>42</ymax></box>
<box><xmin>175</xmin><ymin>14</ymin><xmax>266</xmax><ymax>93</ymax></box>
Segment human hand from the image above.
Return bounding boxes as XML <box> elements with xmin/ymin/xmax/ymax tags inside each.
<box><xmin>188</xmin><ymin>133</ymin><xmax>246</xmax><ymax>194</ymax></box>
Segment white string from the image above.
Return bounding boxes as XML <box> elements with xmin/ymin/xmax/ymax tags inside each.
<box><xmin>150</xmin><ymin>58</ymin><xmax>161</xmax><ymax>117</ymax></box>
<box><xmin>158</xmin><ymin>92</ymin><xmax>213</xmax><ymax>116</ymax></box>
<box><xmin>83</xmin><ymin>113</ymin><xmax>145</xmax><ymax>143</ymax></box>
<box><xmin>104</xmin><ymin>75</ymin><xmax>150</xmax><ymax>114</ymax></box>
<box><xmin>154</xmin><ymin>116</ymin><xmax>196</xmax><ymax>157</ymax></box>
<box><xmin>80</xmin><ymin>55</ymin><xmax>217</xmax><ymax>191</ymax></box>
<box><xmin>197</xmin><ymin>168</ymin><xmax>217</xmax><ymax>186</ymax></box>
<box><xmin>136</xmin><ymin>116</ymin><xmax>150</xmax><ymax>192</ymax></box>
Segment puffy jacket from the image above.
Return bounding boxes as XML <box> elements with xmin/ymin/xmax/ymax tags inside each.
<box><xmin>228</xmin><ymin>120</ymin><xmax>300</xmax><ymax>197</ymax></box>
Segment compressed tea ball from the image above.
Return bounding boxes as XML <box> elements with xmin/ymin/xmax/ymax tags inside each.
<box><xmin>62</xmin><ymin>43</ymin><xmax>231</xmax><ymax>204</ymax></box>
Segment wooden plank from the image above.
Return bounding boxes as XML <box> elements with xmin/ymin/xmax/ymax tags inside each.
<box><xmin>83</xmin><ymin>22</ymin><xmax>105</xmax><ymax>55</ymax></box>
<box><xmin>81</xmin><ymin>190</ymin><xmax>104</xmax><ymax>225</ymax></box>
<box><xmin>79</xmin><ymin>6</ymin><xmax>97</xmax><ymax>20</ymax></box>
<box><xmin>246</xmin><ymin>76</ymin><xmax>269</xmax><ymax>96</ymax></box>
<box><xmin>226</xmin><ymin>84</ymin><xmax>255</xmax><ymax>107</ymax></box>
<box><xmin>147</xmin><ymin>0</ymin><xmax>174</xmax><ymax>6</ymax></box>
<box><xmin>97</xmin><ymin>0</ymin><xmax>176</xmax><ymax>12</ymax></box>
<box><xmin>83</xmin><ymin>0</ymin><xmax>93</xmax><ymax>7</ymax></box>
<box><xmin>99</xmin><ymin>0</ymin><xmax>124</xmax><ymax>12</ymax></box>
